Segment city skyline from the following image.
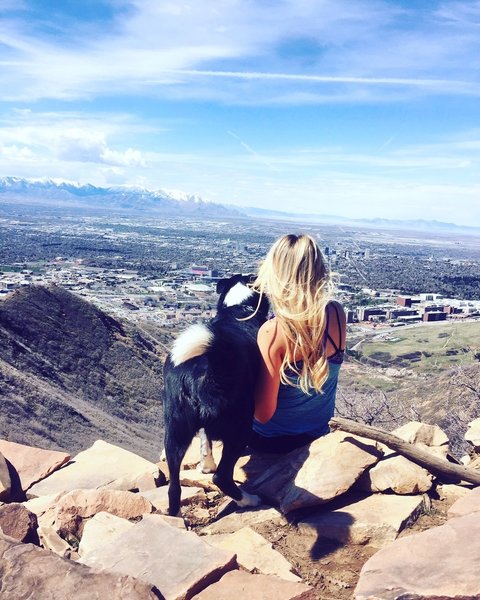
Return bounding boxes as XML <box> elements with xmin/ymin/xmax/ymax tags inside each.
<box><xmin>1</xmin><ymin>1</ymin><xmax>480</xmax><ymax>227</ymax></box>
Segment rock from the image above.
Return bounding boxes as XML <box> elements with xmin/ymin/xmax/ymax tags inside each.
<box><xmin>179</xmin><ymin>468</ymin><xmax>219</xmax><ymax>490</ymax></box>
<box><xmin>354</xmin><ymin>512</ymin><xmax>480</xmax><ymax>599</ymax></box>
<box><xmin>54</xmin><ymin>489</ymin><xmax>153</xmax><ymax>537</ymax></box>
<box><xmin>202</xmin><ymin>506</ymin><xmax>285</xmax><ymax>535</ymax></box>
<box><xmin>465</xmin><ymin>417</ymin><xmax>480</xmax><ymax>449</ymax></box>
<box><xmin>28</xmin><ymin>440</ymin><xmax>159</xmax><ymax>498</ymax></box>
<box><xmin>161</xmin><ymin>437</ymin><xmax>223</xmax><ymax>470</ymax></box>
<box><xmin>0</xmin><ymin>502</ymin><xmax>38</xmax><ymax>544</ymax></box>
<box><xmin>0</xmin><ymin>531</ymin><xmax>159</xmax><ymax>599</ymax></box>
<box><xmin>0</xmin><ymin>452</ymin><xmax>11</xmax><ymax>502</ymax></box>
<box><xmin>192</xmin><ymin>570</ymin><xmax>316</xmax><ymax>600</ymax></box>
<box><xmin>298</xmin><ymin>493</ymin><xmax>424</xmax><ymax>548</ymax></box>
<box><xmin>247</xmin><ymin>431</ymin><xmax>381</xmax><ymax>514</ymax></box>
<box><xmin>23</xmin><ymin>492</ymin><xmax>64</xmax><ymax>528</ymax></box>
<box><xmin>447</xmin><ymin>486</ymin><xmax>480</xmax><ymax>519</ymax></box>
<box><xmin>134</xmin><ymin>471</ymin><xmax>158</xmax><ymax>492</ymax></box>
<box><xmin>78</xmin><ymin>512</ymin><xmax>135</xmax><ymax>556</ymax></box>
<box><xmin>437</xmin><ymin>483</ymin><xmax>473</xmax><ymax>505</ymax></box>
<box><xmin>392</xmin><ymin>421</ymin><xmax>449</xmax><ymax>448</ymax></box>
<box><xmin>156</xmin><ymin>514</ymin><xmax>187</xmax><ymax>529</ymax></box>
<box><xmin>79</xmin><ymin>513</ymin><xmax>236</xmax><ymax>600</ymax></box>
<box><xmin>470</xmin><ymin>455</ymin><xmax>480</xmax><ymax>469</ymax></box>
<box><xmin>138</xmin><ymin>485</ymin><xmax>206</xmax><ymax>513</ymax></box>
<box><xmin>0</xmin><ymin>439</ymin><xmax>70</xmax><ymax>493</ymax></box>
<box><xmin>37</xmin><ymin>525</ymin><xmax>72</xmax><ymax>558</ymax></box>
<box><xmin>357</xmin><ymin>453</ymin><xmax>434</xmax><ymax>494</ymax></box>
<box><xmin>206</xmin><ymin>526</ymin><xmax>301</xmax><ymax>582</ymax></box>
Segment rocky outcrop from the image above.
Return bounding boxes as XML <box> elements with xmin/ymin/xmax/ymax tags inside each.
<box><xmin>0</xmin><ymin>427</ymin><xmax>478</xmax><ymax>599</ymax></box>
<box><xmin>28</xmin><ymin>440</ymin><xmax>159</xmax><ymax>498</ymax></box>
<box><xmin>354</xmin><ymin>511</ymin><xmax>480</xmax><ymax>599</ymax></box>
<box><xmin>245</xmin><ymin>431</ymin><xmax>382</xmax><ymax>513</ymax></box>
<box><xmin>0</xmin><ymin>532</ymin><xmax>160</xmax><ymax>599</ymax></box>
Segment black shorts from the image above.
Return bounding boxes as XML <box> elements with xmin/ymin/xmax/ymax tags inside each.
<box><xmin>248</xmin><ymin>429</ymin><xmax>319</xmax><ymax>454</ymax></box>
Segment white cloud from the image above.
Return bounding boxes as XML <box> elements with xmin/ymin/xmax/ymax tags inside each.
<box><xmin>1</xmin><ymin>1</ymin><xmax>480</xmax><ymax>102</ymax></box>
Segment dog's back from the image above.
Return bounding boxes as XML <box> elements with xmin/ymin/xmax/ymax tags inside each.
<box><xmin>163</xmin><ymin>274</ymin><xmax>269</xmax><ymax>514</ymax></box>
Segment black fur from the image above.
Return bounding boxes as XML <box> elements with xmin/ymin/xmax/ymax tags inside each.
<box><xmin>163</xmin><ymin>274</ymin><xmax>269</xmax><ymax>515</ymax></box>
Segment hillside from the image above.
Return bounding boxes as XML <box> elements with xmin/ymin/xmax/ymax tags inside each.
<box><xmin>0</xmin><ymin>285</ymin><xmax>165</xmax><ymax>460</ymax></box>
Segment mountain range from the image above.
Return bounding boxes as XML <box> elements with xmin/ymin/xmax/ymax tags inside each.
<box><xmin>1</xmin><ymin>176</ymin><xmax>478</xmax><ymax>234</ymax></box>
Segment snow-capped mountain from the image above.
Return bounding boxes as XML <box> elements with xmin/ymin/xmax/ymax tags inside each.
<box><xmin>0</xmin><ymin>177</ymin><xmax>240</xmax><ymax>217</ymax></box>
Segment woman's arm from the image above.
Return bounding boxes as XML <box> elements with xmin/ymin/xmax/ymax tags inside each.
<box><xmin>254</xmin><ymin>318</ymin><xmax>284</xmax><ymax>424</ymax></box>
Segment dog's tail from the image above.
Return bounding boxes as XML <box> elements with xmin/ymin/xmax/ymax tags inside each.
<box><xmin>170</xmin><ymin>323</ymin><xmax>213</xmax><ymax>366</ymax></box>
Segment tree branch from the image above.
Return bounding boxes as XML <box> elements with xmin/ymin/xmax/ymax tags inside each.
<box><xmin>329</xmin><ymin>416</ymin><xmax>480</xmax><ymax>486</ymax></box>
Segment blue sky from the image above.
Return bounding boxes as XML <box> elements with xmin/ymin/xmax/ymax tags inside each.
<box><xmin>1</xmin><ymin>1</ymin><xmax>480</xmax><ymax>226</ymax></box>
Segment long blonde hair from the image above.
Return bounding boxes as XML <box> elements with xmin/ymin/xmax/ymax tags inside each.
<box><xmin>252</xmin><ymin>234</ymin><xmax>336</xmax><ymax>393</ymax></box>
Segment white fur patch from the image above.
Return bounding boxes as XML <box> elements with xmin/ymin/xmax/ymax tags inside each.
<box><xmin>236</xmin><ymin>491</ymin><xmax>262</xmax><ymax>508</ymax></box>
<box><xmin>223</xmin><ymin>282</ymin><xmax>254</xmax><ymax>307</ymax></box>
<box><xmin>171</xmin><ymin>323</ymin><xmax>213</xmax><ymax>366</ymax></box>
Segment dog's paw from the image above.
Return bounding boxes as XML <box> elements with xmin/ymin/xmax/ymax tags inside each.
<box><xmin>236</xmin><ymin>491</ymin><xmax>262</xmax><ymax>508</ymax></box>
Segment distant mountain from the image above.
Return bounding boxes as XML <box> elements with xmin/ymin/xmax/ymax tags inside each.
<box><xmin>0</xmin><ymin>176</ymin><xmax>477</xmax><ymax>233</ymax></box>
<box><xmin>0</xmin><ymin>177</ymin><xmax>241</xmax><ymax>218</ymax></box>
<box><xmin>242</xmin><ymin>206</ymin><xmax>480</xmax><ymax>234</ymax></box>
<box><xmin>0</xmin><ymin>285</ymin><xmax>167</xmax><ymax>460</ymax></box>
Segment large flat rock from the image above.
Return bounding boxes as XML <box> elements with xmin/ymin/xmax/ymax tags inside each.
<box><xmin>54</xmin><ymin>488</ymin><xmax>153</xmax><ymax>537</ymax></box>
<box><xmin>298</xmin><ymin>493</ymin><xmax>424</xmax><ymax>547</ymax></box>
<box><xmin>192</xmin><ymin>570</ymin><xmax>316</xmax><ymax>600</ymax></box>
<box><xmin>28</xmin><ymin>440</ymin><xmax>159</xmax><ymax>498</ymax></box>
<box><xmin>246</xmin><ymin>431</ymin><xmax>381</xmax><ymax>513</ymax></box>
<box><xmin>79</xmin><ymin>512</ymin><xmax>135</xmax><ymax>556</ymax></box>
<box><xmin>138</xmin><ymin>485</ymin><xmax>206</xmax><ymax>513</ymax></box>
<box><xmin>354</xmin><ymin>512</ymin><xmax>480</xmax><ymax>599</ymax></box>
<box><xmin>202</xmin><ymin>506</ymin><xmax>285</xmax><ymax>535</ymax></box>
<box><xmin>79</xmin><ymin>513</ymin><xmax>236</xmax><ymax>600</ymax></box>
<box><xmin>0</xmin><ymin>531</ymin><xmax>159</xmax><ymax>599</ymax></box>
<box><xmin>206</xmin><ymin>526</ymin><xmax>301</xmax><ymax>582</ymax></box>
<box><xmin>0</xmin><ymin>439</ymin><xmax>71</xmax><ymax>493</ymax></box>
<box><xmin>447</xmin><ymin>486</ymin><xmax>480</xmax><ymax>519</ymax></box>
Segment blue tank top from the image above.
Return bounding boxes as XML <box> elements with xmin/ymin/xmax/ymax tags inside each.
<box><xmin>252</xmin><ymin>359</ymin><xmax>342</xmax><ymax>438</ymax></box>
<box><xmin>253</xmin><ymin>302</ymin><xmax>344</xmax><ymax>438</ymax></box>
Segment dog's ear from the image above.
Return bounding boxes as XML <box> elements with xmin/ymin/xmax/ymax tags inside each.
<box><xmin>243</xmin><ymin>273</ymin><xmax>256</xmax><ymax>285</ymax></box>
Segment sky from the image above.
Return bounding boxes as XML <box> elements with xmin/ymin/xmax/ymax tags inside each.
<box><xmin>0</xmin><ymin>1</ymin><xmax>480</xmax><ymax>226</ymax></box>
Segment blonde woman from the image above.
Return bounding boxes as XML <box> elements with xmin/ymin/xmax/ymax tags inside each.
<box><xmin>250</xmin><ymin>234</ymin><xmax>346</xmax><ymax>453</ymax></box>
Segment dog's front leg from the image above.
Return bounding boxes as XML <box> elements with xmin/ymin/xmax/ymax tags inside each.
<box><xmin>199</xmin><ymin>428</ymin><xmax>217</xmax><ymax>473</ymax></box>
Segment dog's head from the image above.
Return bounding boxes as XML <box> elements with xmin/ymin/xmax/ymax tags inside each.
<box><xmin>216</xmin><ymin>273</ymin><xmax>269</xmax><ymax>319</ymax></box>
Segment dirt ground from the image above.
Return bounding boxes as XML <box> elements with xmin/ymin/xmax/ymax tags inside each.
<box><xmin>182</xmin><ymin>492</ymin><xmax>451</xmax><ymax>600</ymax></box>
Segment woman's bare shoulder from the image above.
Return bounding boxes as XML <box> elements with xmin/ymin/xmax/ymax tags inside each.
<box><xmin>258</xmin><ymin>317</ymin><xmax>287</xmax><ymax>351</ymax></box>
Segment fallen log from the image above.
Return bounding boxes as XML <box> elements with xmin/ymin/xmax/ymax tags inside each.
<box><xmin>329</xmin><ymin>416</ymin><xmax>480</xmax><ymax>486</ymax></box>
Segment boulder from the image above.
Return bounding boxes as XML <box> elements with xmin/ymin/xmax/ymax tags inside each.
<box><xmin>0</xmin><ymin>439</ymin><xmax>70</xmax><ymax>493</ymax></box>
<box><xmin>298</xmin><ymin>493</ymin><xmax>424</xmax><ymax>548</ymax></box>
<box><xmin>79</xmin><ymin>513</ymin><xmax>236</xmax><ymax>600</ymax></box>
<box><xmin>192</xmin><ymin>570</ymin><xmax>316</xmax><ymax>600</ymax></box>
<box><xmin>357</xmin><ymin>453</ymin><xmax>434</xmax><ymax>494</ymax></box>
<box><xmin>447</xmin><ymin>486</ymin><xmax>480</xmax><ymax>519</ymax></box>
<box><xmin>0</xmin><ymin>452</ymin><xmax>11</xmax><ymax>502</ymax></box>
<box><xmin>78</xmin><ymin>511</ymin><xmax>135</xmax><ymax>556</ymax></box>
<box><xmin>465</xmin><ymin>417</ymin><xmax>480</xmax><ymax>450</ymax></box>
<box><xmin>0</xmin><ymin>502</ymin><xmax>38</xmax><ymax>544</ymax></box>
<box><xmin>37</xmin><ymin>525</ymin><xmax>72</xmax><ymax>558</ymax></box>
<box><xmin>392</xmin><ymin>421</ymin><xmax>449</xmax><ymax>448</ymax></box>
<box><xmin>247</xmin><ymin>431</ymin><xmax>382</xmax><ymax>513</ymax></box>
<box><xmin>436</xmin><ymin>483</ymin><xmax>473</xmax><ymax>505</ymax></box>
<box><xmin>0</xmin><ymin>531</ymin><xmax>159</xmax><ymax>599</ymax></box>
<box><xmin>354</xmin><ymin>512</ymin><xmax>480</xmax><ymax>599</ymax></box>
<box><xmin>27</xmin><ymin>440</ymin><xmax>159</xmax><ymax>498</ymax></box>
<box><xmin>179</xmin><ymin>468</ymin><xmax>219</xmax><ymax>490</ymax></box>
<box><xmin>138</xmin><ymin>485</ymin><xmax>206</xmax><ymax>513</ymax></box>
<box><xmin>202</xmin><ymin>506</ymin><xmax>285</xmax><ymax>535</ymax></box>
<box><xmin>54</xmin><ymin>488</ymin><xmax>153</xmax><ymax>537</ymax></box>
<box><xmin>23</xmin><ymin>492</ymin><xmax>64</xmax><ymax>528</ymax></box>
<box><xmin>206</xmin><ymin>526</ymin><xmax>301</xmax><ymax>582</ymax></box>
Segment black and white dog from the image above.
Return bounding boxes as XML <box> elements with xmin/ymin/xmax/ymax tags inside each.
<box><xmin>163</xmin><ymin>274</ymin><xmax>269</xmax><ymax>516</ymax></box>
